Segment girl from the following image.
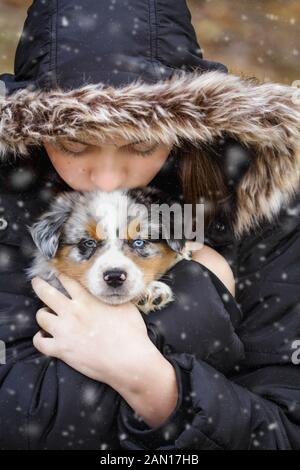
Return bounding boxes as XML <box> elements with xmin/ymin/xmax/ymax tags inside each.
<box><xmin>0</xmin><ymin>0</ymin><xmax>299</xmax><ymax>450</ymax></box>
<box><xmin>42</xmin><ymin>136</ymin><xmax>236</xmax><ymax>297</ymax></box>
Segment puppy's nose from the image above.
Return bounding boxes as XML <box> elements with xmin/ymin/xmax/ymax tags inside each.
<box><xmin>103</xmin><ymin>269</ymin><xmax>127</xmax><ymax>287</ymax></box>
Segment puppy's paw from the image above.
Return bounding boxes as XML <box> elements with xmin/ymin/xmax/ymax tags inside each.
<box><xmin>135</xmin><ymin>281</ymin><xmax>174</xmax><ymax>315</ymax></box>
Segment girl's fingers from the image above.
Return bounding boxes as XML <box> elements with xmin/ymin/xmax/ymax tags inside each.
<box><xmin>57</xmin><ymin>273</ymin><xmax>89</xmax><ymax>301</ymax></box>
<box><xmin>33</xmin><ymin>330</ymin><xmax>58</xmax><ymax>358</ymax></box>
<box><xmin>36</xmin><ymin>307</ymin><xmax>59</xmax><ymax>337</ymax></box>
<box><xmin>31</xmin><ymin>277</ymin><xmax>71</xmax><ymax>314</ymax></box>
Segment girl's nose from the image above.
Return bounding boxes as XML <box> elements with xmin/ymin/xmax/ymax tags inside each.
<box><xmin>90</xmin><ymin>169</ymin><xmax>124</xmax><ymax>192</ymax></box>
<box><xmin>89</xmin><ymin>150</ymin><xmax>126</xmax><ymax>191</ymax></box>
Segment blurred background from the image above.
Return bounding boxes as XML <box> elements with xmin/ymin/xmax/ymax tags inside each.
<box><xmin>0</xmin><ymin>0</ymin><xmax>299</xmax><ymax>84</ymax></box>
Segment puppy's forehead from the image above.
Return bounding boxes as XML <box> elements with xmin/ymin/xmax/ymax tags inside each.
<box><xmin>64</xmin><ymin>189</ymin><xmax>150</xmax><ymax>242</ymax></box>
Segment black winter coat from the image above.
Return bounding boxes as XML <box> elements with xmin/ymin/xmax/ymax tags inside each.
<box><xmin>0</xmin><ymin>149</ymin><xmax>299</xmax><ymax>450</ymax></box>
<box><xmin>0</xmin><ymin>0</ymin><xmax>300</xmax><ymax>450</ymax></box>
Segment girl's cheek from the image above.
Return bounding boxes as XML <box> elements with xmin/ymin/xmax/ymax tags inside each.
<box><xmin>78</xmin><ymin>166</ymin><xmax>88</xmax><ymax>175</ymax></box>
<box><xmin>129</xmin><ymin>162</ymin><xmax>148</xmax><ymax>185</ymax></box>
<box><xmin>67</xmin><ymin>163</ymin><xmax>88</xmax><ymax>179</ymax></box>
<box><xmin>56</xmin><ymin>164</ymin><xmax>84</xmax><ymax>188</ymax></box>
<box><xmin>137</xmin><ymin>158</ymin><xmax>165</xmax><ymax>182</ymax></box>
<box><xmin>70</xmin><ymin>167</ymin><xmax>89</xmax><ymax>186</ymax></box>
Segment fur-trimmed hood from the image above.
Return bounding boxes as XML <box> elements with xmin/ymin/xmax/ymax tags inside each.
<box><xmin>1</xmin><ymin>70</ymin><xmax>299</xmax><ymax>238</ymax></box>
<box><xmin>0</xmin><ymin>0</ymin><xmax>299</xmax><ymax>239</ymax></box>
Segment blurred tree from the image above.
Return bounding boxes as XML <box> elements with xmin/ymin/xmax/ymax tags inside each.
<box><xmin>0</xmin><ymin>0</ymin><xmax>31</xmax><ymax>72</ymax></box>
<box><xmin>188</xmin><ymin>0</ymin><xmax>299</xmax><ymax>84</ymax></box>
<box><xmin>2</xmin><ymin>0</ymin><xmax>31</xmax><ymax>6</ymax></box>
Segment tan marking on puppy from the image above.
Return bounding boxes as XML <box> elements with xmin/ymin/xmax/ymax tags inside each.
<box><xmin>126</xmin><ymin>242</ymin><xmax>178</xmax><ymax>283</ymax></box>
<box><xmin>86</xmin><ymin>219</ymin><xmax>106</xmax><ymax>241</ymax></box>
<box><xmin>125</xmin><ymin>217</ymin><xmax>141</xmax><ymax>240</ymax></box>
<box><xmin>50</xmin><ymin>245</ymin><xmax>94</xmax><ymax>288</ymax></box>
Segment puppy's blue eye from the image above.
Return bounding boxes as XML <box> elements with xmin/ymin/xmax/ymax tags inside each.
<box><xmin>78</xmin><ymin>239</ymin><xmax>98</xmax><ymax>260</ymax></box>
<box><xmin>132</xmin><ymin>239</ymin><xmax>146</xmax><ymax>249</ymax></box>
<box><xmin>80</xmin><ymin>239</ymin><xmax>97</xmax><ymax>249</ymax></box>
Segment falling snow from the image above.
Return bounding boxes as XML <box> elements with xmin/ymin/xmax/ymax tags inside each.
<box><xmin>0</xmin><ymin>0</ymin><xmax>298</xmax><ymax>451</ymax></box>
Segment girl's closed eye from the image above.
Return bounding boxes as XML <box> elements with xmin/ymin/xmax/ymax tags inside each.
<box><xmin>55</xmin><ymin>139</ymin><xmax>88</xmax><ymax>156</ymax></box>
<box><xmin>126</xmin><ymin>142</ymin><xmax>160</xmax><ymax>157</ymax></box>
<box><xmin>55</xmin><ymin>139</ymin><xmax>159</xmax><ymax>157</ymax></box>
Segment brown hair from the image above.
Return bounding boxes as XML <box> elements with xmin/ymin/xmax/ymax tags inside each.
<box><xmin>173</xmin><ymin>139</ymin><xmax>233</xmax><ymax>230</ymax></box>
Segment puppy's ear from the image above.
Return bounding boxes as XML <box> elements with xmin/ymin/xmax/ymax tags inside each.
<box><xmin>27</xmin><ymin>192</ymin><xmax>76</xmax><ymax>259</ymax></box>
<box><xmin>163</xmin><ymin>211</ymin><xmax>186</xmax><ymax>254</ymax></box>
<box><xmin>165</xmin><ymin>237</ymin><xmax>186</xmax><ymax>254</ymax></box>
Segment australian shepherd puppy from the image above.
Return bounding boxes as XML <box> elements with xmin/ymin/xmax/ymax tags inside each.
<box><xmin>25</xmin><ymin>187</ymin><xmax>192</xmax><ymax>314</ymax></box>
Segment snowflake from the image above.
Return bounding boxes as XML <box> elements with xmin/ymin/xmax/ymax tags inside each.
<box><xmin>24</xmin><ymin>422</ymin><xmax>42</xmax><ymax>438</ymax></box>
<box><xmin>268</xmin><ymin>422</ymin><xmax>278</xmax><ymax>431</ymax></box>
<box><xmin>81</xmin><ymin>384</ymin><xmax>99</xmax><ymax>406</ymax></box>
<box><xmin>61</xmin><ymin>16</ymin><xmax>69</xmax><ymax>27</ymax></box>
<box><xmin>9</xmin><ymin>168</ymin><xmax>37</xmax><ymax>191</ymax></box>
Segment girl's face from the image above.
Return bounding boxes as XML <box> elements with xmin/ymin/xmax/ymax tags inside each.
<box><xmin>43</xmin><ymin>137</ymin><xmax>173</xmax><ymax>191</ymax></box>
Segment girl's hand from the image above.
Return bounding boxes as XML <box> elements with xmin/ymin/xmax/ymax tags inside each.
<box><xmin>32</xmin><ymin>274</ymin><xmax>156</xmax><ymax>388</ymax></box>
<box><xmin>31</xmin><ymin>273</ymin><xmax>179</xmax><ymax>428</ymax></box>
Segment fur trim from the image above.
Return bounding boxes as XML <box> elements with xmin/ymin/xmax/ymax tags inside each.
<box><xmin>0</xmin><ymin>70</ymin><xmax>299</xmax><ymax>238</ymax></box>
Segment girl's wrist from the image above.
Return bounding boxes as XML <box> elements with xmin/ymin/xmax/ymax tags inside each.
<box><xmin>108</xmin><ymin>339</ymin><xmax>167</xmax><ymax>393</ymax></box>
<box><xmin>110</xmin><ymin>342</ymin><xmax>179</xmax><ymax>428</ymax></box>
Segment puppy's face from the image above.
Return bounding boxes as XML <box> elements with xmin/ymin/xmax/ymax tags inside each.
<box><xmin>28</xmin><ymin>188</ymin><xmax>185</xmax><ymax>304</ymax></box>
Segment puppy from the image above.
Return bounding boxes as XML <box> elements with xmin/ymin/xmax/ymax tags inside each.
<box><xmin>25</xmin><ymin>187</ymin><xmax>191</xmax><ymax>314</ymax></box>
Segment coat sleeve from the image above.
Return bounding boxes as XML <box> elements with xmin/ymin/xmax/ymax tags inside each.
<box><xmin>117</xmin><ymin>257</ymin><xmax>300</xmax><ymax>450</ymax></box>
<box><xmin>118</xmin><ymin>354</ymin><xmax>300</xmax><ymax>450</ymax></box>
